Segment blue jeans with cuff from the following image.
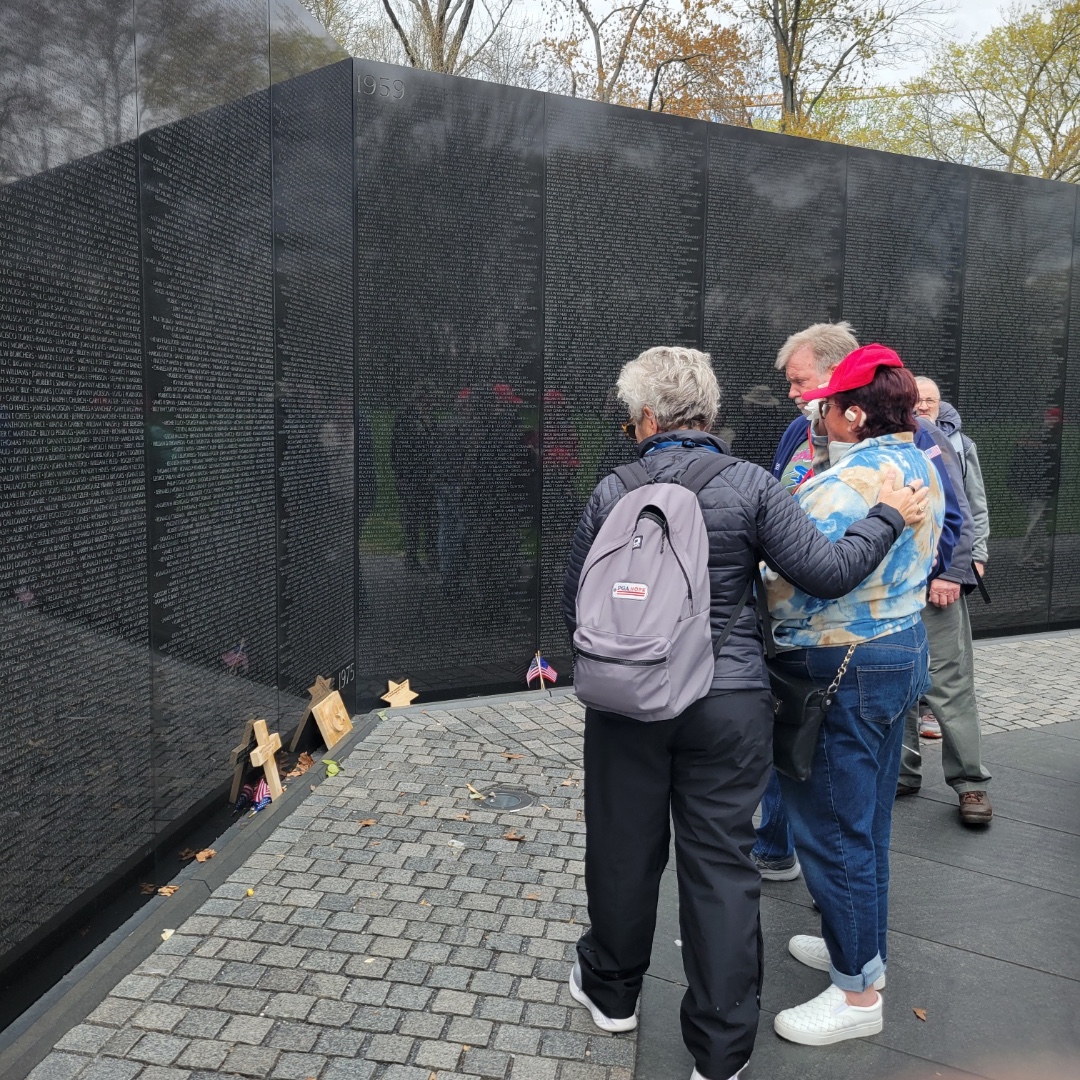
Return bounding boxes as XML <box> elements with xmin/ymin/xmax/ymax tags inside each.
<box><xmin>752</xmin><ymin>770</ymin><xmax>794</xmax><ymax>862</ymax></box>
<box><xmin>776</xmin><ymin>624</ymin><xmax>930</xmax><ymax>992</ymax></box>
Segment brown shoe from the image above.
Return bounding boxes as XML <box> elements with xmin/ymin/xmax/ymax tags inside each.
<box><xmin>959</xmin><ymin>790</ymin><xmax>993</xmax><ymax>825</ymax></box>
<box><xmin>895</xmin><ymin>783</ymin><xmax>920</xmax><ymax>798</ymax></box>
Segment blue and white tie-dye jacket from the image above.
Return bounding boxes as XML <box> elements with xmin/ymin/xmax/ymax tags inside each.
<box><xmin>765</xmin><ymin>433</ymin><xmax>944</xmax><ymax>647</ymax></box>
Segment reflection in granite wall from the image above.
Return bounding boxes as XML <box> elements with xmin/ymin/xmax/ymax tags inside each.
<box><xmin>705</xmin><ymin>127</ymin><xmax>846</xmax><ymax>470</ymax></box>
<box><xmin>0</xmin><ymin>0</ymin><xmax>137</xmax><ymax>183</ymax></box>
<box><xmin>0</xmin><ymin>144</ymin><xmax>151</xmax><ymax>953</ymax></box>
<box><xmin>272</xmin><ymin>60</ymin><xmax>357</xmax><ymax>709</ymax></box>
<box><xmin>2</xmin><ymin>25</ymin><xmax>1080</xmax><ymax>971</ymax></box>
<box><xmin>842</xmin><ymin>151</ymin><xmax>967</xmax><ymax>402</ymax></box>
<box><xmin>0</xmin><ymin>0</ymin><xmax>346</xmax><ymax>969</ymax></box>
<box><xmin>540</xmin><ymin>98</ymin><xmax>706</xmax><ymax>659</ymax></box>
<box><xmin>354</xmin><ymin>64</ymin><xmax>543</xmax><ymax>703</ymax></box>
<box><xmin>958</xmin><ymin>172</ymin><xmax>1073</xmax><ymax>634</ymax></box>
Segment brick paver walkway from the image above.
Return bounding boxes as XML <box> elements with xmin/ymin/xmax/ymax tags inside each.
<box><xmin>974</xmin><ymin>629</ymin><xmax>1080</xmax><ymax>732</ymax></box>
<box><xmin>25</xmin><ymin>629</ymin><xmax>1080</xmax><ymax>1080</ymax></box>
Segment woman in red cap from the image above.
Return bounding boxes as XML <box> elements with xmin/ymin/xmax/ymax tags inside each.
<box><xmin>764</xmin><ymin>344</ymin><xmax>944</xmax><ymax>1047</ymax></box>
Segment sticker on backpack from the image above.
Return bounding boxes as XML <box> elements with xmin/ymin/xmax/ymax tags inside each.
<box><xmin>612</xmin><ymin>582</ymin><xmax>649</xmax><ymax>600</ymax></box>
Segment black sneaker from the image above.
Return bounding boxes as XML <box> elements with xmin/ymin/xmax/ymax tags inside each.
<box><xmin>752</xmin><ymin>851</ymin><xmax>802</xmax><ymax>881</ymax></box>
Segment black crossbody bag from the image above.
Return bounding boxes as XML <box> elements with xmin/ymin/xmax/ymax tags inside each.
<box><xmin>752</xmin><ymin>577</ymin><xmax>856</xmax><ymax>782</ymax></box>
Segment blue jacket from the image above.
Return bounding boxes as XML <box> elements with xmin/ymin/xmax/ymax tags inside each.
<box><xmin>772</xmin><ymin>415</ymin><xmax>962</xmax><ymax>579</ymax></box>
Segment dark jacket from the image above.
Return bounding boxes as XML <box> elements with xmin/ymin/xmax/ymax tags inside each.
<box><xmin>772</xmin><ymin>414</ymin><xmax>967</xmax><ymax>581</ymax></box>
<box><xmin>563</xmin><ymin>431</ymin><xmax>906</xmax><ymax>692</ymax></box>
<box><xmin>914</xmin><ymin>416</ymin><xmax>975</xmax><ymax>586</ymax></box>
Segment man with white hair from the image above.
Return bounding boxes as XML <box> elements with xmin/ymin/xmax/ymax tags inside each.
<box><xmin>753</xmin><ymin>327</ymin><xmax>976</xmax><ymax>877</ymax></box>
<box><xmin>896</xmin><ymin>378</ymin><xmax>993</xmax><ymax>824</ymax></box>
<box><xmin>751</xmin><ymin>323</ymin><xmax>865</xmax><ymax>881</ymax></box>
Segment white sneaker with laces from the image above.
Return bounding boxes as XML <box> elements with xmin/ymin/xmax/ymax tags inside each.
<box><xmin>774</xmin><ymin>983</ymin><xmax>883</xmax><ymax>1046</ymax></box>
<box><xmin>568</xmin><ymin>961</ymin><xmax>637</xmax><ymax>1033</ymax></box>
<box><xmin>691</xmin><ymin>1067</ymin><xmax>745</xmax><ymax>1080</ymax></box>
<box><xmin>788</xmin><ymin>935</ymin><xmax>886</xmax><ymax>989</ymax></box>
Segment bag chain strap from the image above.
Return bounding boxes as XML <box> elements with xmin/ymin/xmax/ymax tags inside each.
<box><xmin>826</xmin><ymin>643</ymin><xmax>858</xmax><ymax>696</ymax></box>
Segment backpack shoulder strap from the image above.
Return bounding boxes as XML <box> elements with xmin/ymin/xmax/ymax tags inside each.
<box><xmin>714</xmin><ymin>578</ymin><xmax>753</xmax><ymax>657</ymax></box>
<box><xmin>613</xmin><ymin>462</ymin><xmax>652</xmax><ymax>491</ymax></box>
<box><xmin>677</xmin><ymin>452</ymin><xmax>741</xmax><ymax>496</ymax></box>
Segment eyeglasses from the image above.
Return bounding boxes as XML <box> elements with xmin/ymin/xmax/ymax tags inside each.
<box><xmin>916</xmin><ymin>397</ymin><xmax>940</xmax><ymax>407</ymax></box>
<box><xmin>621</xmin><ymin>420</ymin><xmax>636</xmax><ymax>441</ymax></box>
<box><xmin>819</xmin><ymin>399</ymin><xmax>834</xmax><ymax>418</ymax></box>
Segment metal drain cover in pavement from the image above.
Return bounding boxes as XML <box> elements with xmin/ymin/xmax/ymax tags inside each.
<box><xmin>483</xmin><ymin>789</ymin><xmax>534</xmax><ymax>812</ymax></box>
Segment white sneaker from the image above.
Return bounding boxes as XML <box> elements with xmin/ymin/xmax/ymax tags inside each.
<box><xmin>691</xmin><ymin>1068</ymin><xmax>745</xmax><ymax>1080</ymax></box>
<box><xmin>568</xmin><ymin>961</ymin><xmax>637</xmax><ymax>1033</ymax></box>
<box><xmin>774</xmin><ymin>983</ymin><xmax>883</xmax><ymax>1046</ymax></box>
<box><xmin>788</xmin><ymin>935</ymin><xmax>886</xmax><ymax>989</ymax></box>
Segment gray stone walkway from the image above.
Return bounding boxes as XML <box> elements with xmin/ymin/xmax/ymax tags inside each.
<box><xmin>22</xmin><ymin>630</ymin><xmax>1080</xmax><ymax>1080</ymax></box>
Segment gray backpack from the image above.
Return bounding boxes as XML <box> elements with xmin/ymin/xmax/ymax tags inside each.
<box><xmin>573</xmin><ymin>454</ymin><xmax>750</xmax><ymax>722</ymax></box>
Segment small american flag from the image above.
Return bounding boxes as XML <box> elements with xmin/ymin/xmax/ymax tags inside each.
<box><xmin>923</xmin><ymin>444</ymin><xmax>941</xmax><ymax>460</ymax></box>
<box><xmin>526</xmin><ymin>655</ymin><xmax>558</xmax><ymax>687</ymax></box>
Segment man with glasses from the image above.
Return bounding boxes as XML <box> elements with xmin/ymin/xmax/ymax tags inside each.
<box><xmin>897</xmin><ymin>378</ymin><xmax>993</xmax><ymax>825</ymax></box>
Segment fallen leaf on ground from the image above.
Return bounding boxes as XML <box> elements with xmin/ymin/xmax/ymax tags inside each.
<box><xmin>161</xmin><ymin>929</ymin><xmax>174</xmax><ymax>941</ymax></box>
<box><xmin>246</xmin><ymin>889</ymin><xmax>255</xmax><ymax>897</ymax></box>
<box><xmin>419</xmin><ymin>800</ymin><xmax>428</xmax><ymax>806</ymax></box>
<box><xmin>503</xmin><ymin>830</ymin><xmax>526</xmax><ymax>842</ymax></box>
<box><xmin>525</xmin><ymin>893</ymin><xmax>540</xmax><ymax>901</ymax></box>
<box><xmin>419</xmin><ymin>899</ymin><xmax>429</xmax><ymax>906</ymax></box>
<box><xmin>560</xmin><ymin>779</ymin><xmax>576</xmax><ymax>787</ymax></box>
<box><xmin>466</xmin><ymin>783</ymin><xmax>486</xmax><ymax>798</ymax></box>
<box><xmin>429</xmin><ymin>1073</ymin><xmax>438</xmax><ymax>1080</ymax></box>
<box><xmin>178</xmin><ymin>847</ymin><xmax>198</xmax><ymax>861</ymax></box>
<box><xmin>157</xmin><ymin>885</ymin><xmax>179</xmax><ymax>897</ymax></box>
<box><xmin>140</xmin><ymin>883</ymin><xmax>157</xmax><ymax>895</ymax></box>
<box><xmin>285</xmin><ymin>752</ymin><xmax>315</xmax><ymax>779</ymax></box>
<box><xmin>455</xmin><ymin>813</ymin><xmax>470</xmax><ymax>821</ymax></box>
<box><xmin>358</xmin><ymin>819</ymin><xmax>378</xmax><ymax>827</ymax></box>
<box><xmin>322</xmin><ymin>759</ymin><xmax>340</xmax><ymax>777</ymax></box>
<box><xmin>363</xmin><ymin>957</ymin><xmax>375</xmax><ymax>964</ymax></box>
<box><xmin>501</xmin><ymin>753</ymin><xmax>524</xmax><ymax>760</ymax></box>
<box><xmin>913</xmin><ymin>1007</ymin><xmax>927</xmax><ymax>1021</ymax></box>
<box><xmin>194</xmin><ymin>848</ymin><xmax>216</xmax><ymax>863</ymax></box>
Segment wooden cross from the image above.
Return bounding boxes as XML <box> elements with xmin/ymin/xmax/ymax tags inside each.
<box><xmin>228</xmin><ymin>719</ymin><xmax>257</xmax><ymax>805</ymax></box>
<box><xmin>249</xmin><ymin>719</ymin><xmax>283</xmax><ymax>801</ymax></box>
<box><xmin>289</xmin><ymin>674</ymin><xmax>337</xmax><ymax>752</ymax></box>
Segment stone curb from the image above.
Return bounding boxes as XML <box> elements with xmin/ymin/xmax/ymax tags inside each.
<box><xmin>0</xmin><ymin>710</ymin><xmax>383</xmax><ymax>1080</ymax></box>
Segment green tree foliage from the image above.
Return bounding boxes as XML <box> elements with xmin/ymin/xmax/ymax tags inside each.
<box><xmin>896</xmin><ymin>0</ymin><xmax>1080</xmax><ymax>181</ymax></box>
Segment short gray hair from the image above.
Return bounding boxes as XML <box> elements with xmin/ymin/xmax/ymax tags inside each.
<box><xmin>617</xmin><ymin>347</ymin><xmax>720</xmax><ymax>432</ymax></box>
<box><xmin>775</xmin><ymin>322</ymin><xmax>858</xmax><ymax>377</ymax></box>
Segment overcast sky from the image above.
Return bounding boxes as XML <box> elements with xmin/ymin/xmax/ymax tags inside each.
<box><xmin>873</xmin><ymin>0</ymin><xmax>1008</xmax><ymax>82</ymax></box>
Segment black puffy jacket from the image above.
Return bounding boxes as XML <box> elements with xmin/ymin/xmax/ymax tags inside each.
<box><xmin>562</xmin><ymin>430</ymin><xmax>907</xmax><ymax>692</ymax></box>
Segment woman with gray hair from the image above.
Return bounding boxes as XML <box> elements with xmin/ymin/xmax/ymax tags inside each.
<box><xmin>562</xmin><ymin>346</ymin><xmax>927</xmax><ymax>1080</ymax></box>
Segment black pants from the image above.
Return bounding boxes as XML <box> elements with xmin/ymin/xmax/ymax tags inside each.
<box><xmin>577</xmin><ymin>690</ymin><xmax>773</xmax><ymax>1080</ymax></box>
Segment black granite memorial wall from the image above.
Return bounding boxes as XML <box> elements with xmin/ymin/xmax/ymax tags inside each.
<box><xmin>2</xmin><ymin>19</ymin><xmax>1080</xmax><ymax>973</ymax></box>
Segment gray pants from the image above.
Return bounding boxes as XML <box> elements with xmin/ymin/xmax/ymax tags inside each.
<box><xmin>900</xmin><ymin>595</ymin><xmax>992</xmax><ymax>793</ymax></box>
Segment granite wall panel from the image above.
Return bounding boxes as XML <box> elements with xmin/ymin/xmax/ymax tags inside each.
<box><xmin>705</xmin><ymin>127</ymin><xmax>846</xmax><ymax>469</ymax></box>
<box><xmin>353</xmin><ymin>63</ymin><xmax>544</xmax><ymax>706</ymax></box>
<box><xmin>958</xmin><ymin>172</ymin><xmax>1073</xmax><ymax>633</ymax></box>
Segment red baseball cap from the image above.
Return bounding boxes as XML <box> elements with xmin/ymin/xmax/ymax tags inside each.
<box><xmin>803</xmin><ymin>344</ymin><xmax>905</xmax><ymax>402</ymax></box>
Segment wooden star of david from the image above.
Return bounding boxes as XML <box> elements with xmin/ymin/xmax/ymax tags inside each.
<box><xmin>382</xmin><ymin>678</ymin><xmax>418</xmax><ymax>708</ymax></box>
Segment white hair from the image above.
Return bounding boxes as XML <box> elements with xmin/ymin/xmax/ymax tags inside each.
<box><xmin>775</xmin><ymin>321</ymin><xmax>858</xmax><ymax>377</ymax></box>
<box><xmin>617</xmin><ymin>347</ymin><xmax>720</xmax><ymax>432</ymax></box>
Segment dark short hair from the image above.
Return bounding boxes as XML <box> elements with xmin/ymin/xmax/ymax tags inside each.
<box><xmin>834</xmin><ymin>366</ymin><xmax>918</xmax><ymax>439</ymax></box>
